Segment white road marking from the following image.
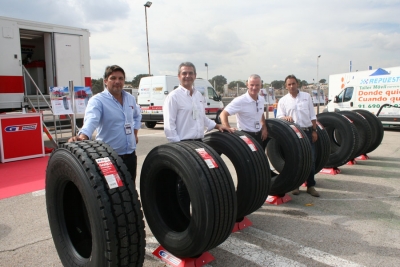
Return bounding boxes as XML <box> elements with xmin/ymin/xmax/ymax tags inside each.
<box><xmin>32</xmin><ymin>189</ymin><xmax>45</xmax><ymax>197</ymax></box>
<box><xmin>138</xmin><ymin>132</ymin><xmax>165</xmax><ymax>137</ymax></box>
<box><xmin>244</xmin><ymin>227</ymin><xmax>365</xmax><ymax>267</ymax></box>
<box><xmin>319</xmin><ymin>195</ymin><xmax>399</xmax><ymax>201</ymax></box>
<box><xmin>219</xmin><ymin>235</ymin><xmax>306</xmax><ymax>266</ymax></box>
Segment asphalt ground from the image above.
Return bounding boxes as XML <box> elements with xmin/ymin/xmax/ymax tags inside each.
<box><xmin>0</xmin><ymin>112</ymin><xmax>399</xmax><ymax>267</ymax></box>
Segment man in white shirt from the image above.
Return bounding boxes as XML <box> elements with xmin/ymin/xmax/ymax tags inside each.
<box><xmin>219</xmin><ymin>74</ymin><xmax>268</xmax><ymax>146</ymax></box>
<box><xmin>277</xmin><ymin>74</ymin><xmax>319</xmax><ymax>197</ymax></box>
<box><xmin>163</xmin><ymin>62</ymin><xmax>234</xmax><ymax>142</ymax></box>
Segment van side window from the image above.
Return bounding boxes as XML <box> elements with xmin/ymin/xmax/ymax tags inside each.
<box><xmin>207</xmin><ymin>87</ymin><xmax>218</xmax><ymax>100</ymax></box>
<box><xmin>343</xmin><ymin>87</ymin><xmax>354</xmax><ymax>102</ymax></box>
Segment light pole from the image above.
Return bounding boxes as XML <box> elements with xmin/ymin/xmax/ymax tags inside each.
<box><xmin>205</xmin><ymin>63</ymin><xmax>208</xmax><ymax>81</ymax></box>
<box><xmin>144</xmin><ymin>1</ymin><xmax>152</xmax><ymax>75</ymax></box>
<box><xmin>316</xmin><ymin>55</ymin><xmax>321</xmax><ymax>114</ymax></box>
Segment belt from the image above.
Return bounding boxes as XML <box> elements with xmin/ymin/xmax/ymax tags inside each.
<box><xmin>300</xmin><ymin>127</ymin><xmax>313</xmax><ymax>131</ymax></box>
<box><xmin>242</xmin><ymin>130</ymin><xmax>261</xmax><ymax>136</ymax></box>
<box><xmin>119</xmin><ymin>151</ymin><xmax>135</xmax><ymax>159</ymax></box>
<box><xmin>181</xmin><ymin>139</ymin><xmax>203</xmax><ymax>142</ymax></box>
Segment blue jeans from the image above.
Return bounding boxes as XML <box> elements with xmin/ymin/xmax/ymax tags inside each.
<box><xmin>304</xmin><ymin>130</ymin><xmax>316</xmax><ymax>188</ymax></box>
<box><xmin>273</xmin><ymin>109</ymin><xmax>277</xmax><ymax>118</ymax></box>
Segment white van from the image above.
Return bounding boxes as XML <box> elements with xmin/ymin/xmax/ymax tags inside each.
<box><xmin>138</xmin><ymin>75</ymin><xmax>224</xmax><ymax>128</ymax></box>
<box><xmin>325</xmin><ymin>67</ymin><xmax>400</xmax><ymax>126</ymax></box>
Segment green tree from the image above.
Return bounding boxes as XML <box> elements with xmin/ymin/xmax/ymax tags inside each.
<box><xmin>91</xmin><ymin>78</ymin><xmax>104</xmax><ymax>95</ymax></box>
<box><xmin>271</xmin><ymin>80</ymin><xmax>285</xmax><ymax>89</ymax></box>
<box><xmin>319</xmin><ymin>79</ymin><xmax>326</xmax><ymax>83</ymax></box>
<box><xmin>209</xmin><ymin>75</ymin><xmax>227</xmax><ymax>93</ymax></box>
<box><xmin>228</xmin><ymin>81</ymin><xmax>246</xmax><ymax>89</ymax></box>
<box><xmin>301</xmin><ymin>80</ymin><xmax>308</xmax><ymax>86</ymax></box>
<box><xmin>132</xmin><ymin>74</ymin><xmax>151</xmax><ymax>88</ymax></box>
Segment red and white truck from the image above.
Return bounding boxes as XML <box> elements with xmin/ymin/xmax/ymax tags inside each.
<box><xmin>0</xmin><ymin>16</ymin><xmax>91</xmax><ymax>111</ymax></box>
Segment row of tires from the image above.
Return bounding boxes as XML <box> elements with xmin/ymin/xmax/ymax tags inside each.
<box><xmin>45</xmin><ymin>109</ymin><xmax>384</xmax><ymax>265</ymax></box>
<box><xmin>316</xmin><ymin>109</ymin><xmax>384</xmax><ymax>168</ymax></box>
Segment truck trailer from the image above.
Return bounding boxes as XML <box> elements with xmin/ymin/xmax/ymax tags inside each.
<box><xmin>0</xmin><ymin>16</ymin><xmax>91</xmax><ymax>111</ymax></box>
<box><xmin>325</xmin><ymin>66</ymin><xmax>400</xmax><ymax>126</ymax></box>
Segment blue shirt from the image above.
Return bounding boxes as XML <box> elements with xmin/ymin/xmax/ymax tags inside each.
<box><xmin>79</xmin><ymin>89</ymin><xmax>142</xmax><ymax>155</ymax></box>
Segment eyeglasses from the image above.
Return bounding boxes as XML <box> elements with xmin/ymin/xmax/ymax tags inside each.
<box><xmin>256</xmin><ymin>100</ymin><xmax>258</xmax><ymax>112</ymax></box>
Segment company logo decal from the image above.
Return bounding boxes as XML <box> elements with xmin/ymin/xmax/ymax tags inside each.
<box><xmin>5</xmin><ymin>124</ymin><xmax>37</xmax><ymax>132</ymax></box>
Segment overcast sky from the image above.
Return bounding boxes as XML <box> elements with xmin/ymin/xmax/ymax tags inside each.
<box><xmin>2</xmin><ymin>0</ymin><xmax>400</xmax><ymax>84</ymax></box>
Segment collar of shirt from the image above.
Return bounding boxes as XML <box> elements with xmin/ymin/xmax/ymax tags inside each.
<box><xmin>245</xmin><ymin>91</ymin><xmax>259</xmax><ymax>102</ymax></box>
<box><xmin>178</xmin><ymin>85</ymin><xmax>196</xmax><ymax>96</ymax></box>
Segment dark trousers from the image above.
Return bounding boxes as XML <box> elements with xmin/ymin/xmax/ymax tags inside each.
<box><xmin>304</xmin><ymin>130</ymin><xmax>316</xmax><ymax>188</ymax></box>
<box><xmin>120</xmin><ymin>152</ymin><xmax>137</xmax><ymax>181</ymax></box>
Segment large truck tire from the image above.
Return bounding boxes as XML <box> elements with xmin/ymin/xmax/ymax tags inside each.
<box><xmin>316</xmin><ymin>112</ymin><xmax>359</xmax><ymax>168</ymax></box>
<box><xmin>314</xmin><ymin>121</ymin><xmax>331</xmax><ymax>173</ymax></box>
<box><xmin>203</xmin><ymin>131</ymin><xmax>271</xmax><ymax>220</ymax></box>
<box><xmin>264</xmin><ymin>119</ymin><xmax>312</xmax><ymax>195</ymax></box>
<box><xmin>140</xmin><ymin>141</ymin><xmax>236</xmax><ymax>258</ymax></box>
<box><xmin>353</xmin><ymin>109</ymin><xmax>384</xmax><ymax>154</ymax></box>
<box><xmin>46</xmin><ymin>141</ymin><xmax>145</xmax><ymax>267</ymax></box>
<box><xmin>339</xmin><ymin>110</ymin><xmax>372</xmax><ymax>157</ymax></box>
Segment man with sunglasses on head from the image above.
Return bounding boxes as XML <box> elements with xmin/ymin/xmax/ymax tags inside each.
<box><xmin>219</xmin><ymin>74</ymin><xmax>268</xmax><ymax>147</ymax></box>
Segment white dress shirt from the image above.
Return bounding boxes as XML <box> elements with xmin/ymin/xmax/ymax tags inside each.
<box><xmin>277</xmin><ymin>91</ymin><xmax>316</xmax><ymax>127</ymax></box>
<box><xmin>224</xmin><ymin>91</ymin><xmax>265</xmax><ymax>132</ymax></box>
<box><xmin>163</xmin><ymin>85</ymin><xmax>216</xmax><ymax>142</ymax></box>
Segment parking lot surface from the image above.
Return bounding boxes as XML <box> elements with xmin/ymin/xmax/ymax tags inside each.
<box><xmin>0</xmin><ymin>116</ymin><xmax>399</xmax><ymax>267</ymax></box>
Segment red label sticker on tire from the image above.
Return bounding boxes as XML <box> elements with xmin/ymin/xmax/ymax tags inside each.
<box><xmin>290</xmin><ymin>125</ymin><xmax>303</xmax><ymax>138</ymax></box>
<box><xmin>240</xmin><ymin>136</ymin><xmax>257</xmax><ymax>151</ymax></box>
<box><xmin>95</xmin><ymin>157</ymin><xmax>124</xmax><ymax>189</ymax></box>
<box><xmin>195</xmin><ymin>148</ymin><xmax>218</xmax><ymax>168</ymax></box>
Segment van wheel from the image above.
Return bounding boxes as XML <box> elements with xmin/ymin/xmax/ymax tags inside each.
<box><xmin>140</xmin><ymin>142</ymin><xmax>236</xmax><ymax>258</ymax></box>
<box><xmin>353</xmin><ymin>109</ymin><xmax>384</xmax><ymax>154</ymax></box>
<box><xmin>316</xmin><ymin>112</ymin><xmax>359</xmax><ymax>167</ymax></box>
<box><xmin>145</xmin><ymin>121</ymin><xmax>157</xmax><ymax>128</ymax></box>
<box><xmin>214</xmin><ymin>110</ymin><xmax>222</xmax><ymax>124</ymax></box>
<box><xmin>46</xmin><ymin>141</ymin><xmax>145</xmax><ymax>267</ymax></box>
<box><xmin>203</xmin><ymin>131</ymin><xmax>270</xmax><ymax>221</ymax></box>
<box><xmin>265</xmin><ymin>119</ymin><xmax>312</xmax><ymax>195</ymax></box>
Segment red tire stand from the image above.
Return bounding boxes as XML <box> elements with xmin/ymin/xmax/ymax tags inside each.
<box><xmin>319</xmin><ymin>167</ymin><xmax>341</xmax><ymax>175</ymax></box>
<box><xmin>265</xmin><ymin>194</ymin><xmax>292</xmax><ymax>205</ymax></box>
<box><xmin>153</xmin><ymin>246</ymin><xmax>215</xmax><ymax>267</ymax></box>
<box><xmin>232</xmin><ymin>216</ymin><xmax>253</xmax><ymax>233</ymax></box>
<box><xmin>356</xmin><ymin>154</ymin><xmax>369</xmax><ymax>160</ymax></box>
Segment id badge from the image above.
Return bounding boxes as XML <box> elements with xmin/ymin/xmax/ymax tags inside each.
<box><xmin>255</xmin><ymin>122</ymin><xmax>260</xmax><ymax>130</ymax></box>
<box><xmin>192</xmin><ymin>105</ymin><xmax>198</xmax><ymax>120</ymax></box>
<box><xmin>125</xmin><ymin>123</ymin><xmax>132</xmax><ymax>135</ymax></box>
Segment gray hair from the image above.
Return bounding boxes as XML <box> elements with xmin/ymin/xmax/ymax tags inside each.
<box><xmin>178</xmin><ymin>62</ymin><xmax>197</xmax><ymax>75</ymax></box>
<box><xmin>247</xmin><ymin>74</ymin><xmax>262</xmax><ymax>83</ymax></box>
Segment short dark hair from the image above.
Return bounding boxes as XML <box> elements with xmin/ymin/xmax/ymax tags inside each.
<box><xmin>104</xmin><ymin>65</ymin><xmax>125</xmax><ymax>79</ymax></box>
<box><xmin>178</xmin><ymin>62</ymin><xmax>197</xmax><ymax>75</ymax></box>
<box><xmin>284</xmin><ymin>74</ymin><xmax>298</xmax><ymax>84</ymax></box>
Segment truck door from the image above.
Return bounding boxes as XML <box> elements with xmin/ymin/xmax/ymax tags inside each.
<box><xmin>336</xmin><ymin>87</ymin><xmax>354</xmax><ymax>110</ymax></box>
<box><xmin>54</xmin><ymin>33</ymin><xmax>83</xmax><ymax>87</ymax></box>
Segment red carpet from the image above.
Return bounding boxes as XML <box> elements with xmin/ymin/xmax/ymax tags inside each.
<box><xmin>0</xmin><ymin>156</ymin><xmax>49</xmax><ymax>200</ymax></box>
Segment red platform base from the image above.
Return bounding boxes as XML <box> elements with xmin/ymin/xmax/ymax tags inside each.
<box><xmin>152</xmin><ymin>246</ymin><xmax>215</xmax><ymax>267</ymax></box>
<box><xmin>265</xmin><ymin>194</ymin><xmax>292</xmax><ymax>205</ymax></box>
<box><xmin>346</xmin><ymin>159</ymin><xmax>357</xmax><ymax>165</ymax></box>
<box><xmin>356</xmin><ymin>154</ymin><xmax>369</xmax><ymax>160</ymax></box>
<box><xmin>319</xmin><ymin>167</ymin><xmax>341</xmax><ymax>175</ymax></box>
<box><xmin>232</xmin><ymin>216</ymin><xmax>253</xmax><ymax>233</ymax></box>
